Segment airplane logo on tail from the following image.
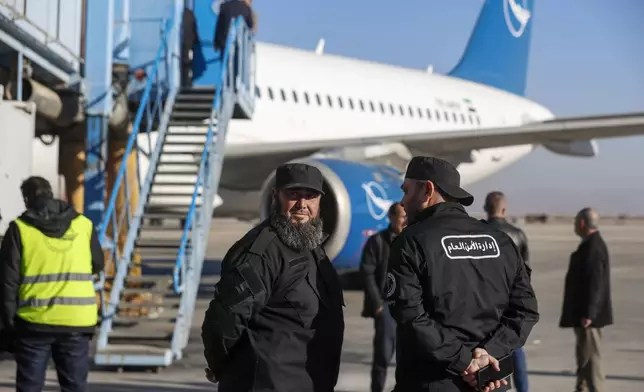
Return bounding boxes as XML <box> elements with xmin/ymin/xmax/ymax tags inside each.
<box><xmin>362</xmin><ymin>181</ymin><xmax>393</xmax><ymax>221</ymax></box>
<box><xmin>504</xmin><ymin>0</ymin><xmax>531</xmax><ymax>38</ymax></box>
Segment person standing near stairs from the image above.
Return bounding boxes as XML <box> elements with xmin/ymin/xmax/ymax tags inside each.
<box><xmin>201</xmin><ymin>163</ymin><xmax>345</xmax><ymax>392</ymax></box>
<box><xmin>0</xmin><ymin>176</ymin><xmax>104</xmax><ymax>392</ymax></box>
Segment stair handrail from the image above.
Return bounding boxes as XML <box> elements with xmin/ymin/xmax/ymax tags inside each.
<box><xmin>173</xmin><ymin>16</ymin><xmax>253</xmax><ymax>294</ymax></box>
<box><xmin>94</xmin><ymin>16</ymin><xmax>179</xmax><ymax>351</ymax></box>
<box><xmin>95</xmin><ymin>18</ymin><xmax>174</xmax><ymax>294</ymax></box>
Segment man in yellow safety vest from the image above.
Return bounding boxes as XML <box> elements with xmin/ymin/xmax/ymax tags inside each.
<box><xmin>0</xmin><ymin>176</ymin><xmax>104</xmax><ymax>391</ymax></box>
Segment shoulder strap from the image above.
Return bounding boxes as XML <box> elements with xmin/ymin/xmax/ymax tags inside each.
<box><xmin>248</xmin><ymin>227</ymin><xmax>276</xmax><ymax>256</ymax></box>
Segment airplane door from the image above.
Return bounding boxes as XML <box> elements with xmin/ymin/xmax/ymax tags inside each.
<box><xmin>191</xmin><ymin>0</ymin><xmax>223</xmax><ymax>86</ymax></box>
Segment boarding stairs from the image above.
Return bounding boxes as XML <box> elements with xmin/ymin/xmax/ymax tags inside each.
<box><xmin>93</xmin><ymin>16</ymin><xmax>256</xmax><ymax>369</ymax></box>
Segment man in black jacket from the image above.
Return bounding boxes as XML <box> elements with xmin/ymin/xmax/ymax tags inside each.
<box><xmin>0</xmin><ymin>176</ymin><xmax>104</xmax><ymax>391</ymax></box>
<box><xmin>181</xmin><ymin>6</ymin><xmax>199</xmax><ymax>87</ymax></box>
<box><xmin>484</xmin><ymin>191</ymin><xmax>531</xmax><ymax>392</ymax></box>
<box><xmin>386</xmin><ymin>156</ymin><xmax>539</xmax><ymax>392</ymax></box>
<box><xmin>360</xmin><ymin>202</ymin><xmax>406</xmax><ymax>392</ymax></box>
<box><xmin>201</xmin><ymin>163</ymin><xmax>345</xmax><ymax>392</ymax></box>
<box><xmin>214</xmin><ymin>0</ymin><xmax>256</xmax><ymax>53</ymax></box>
<box><xmin>560</xmin><ymin>207</ymin><xmax>612</xmax><ymax>392</ymax></box>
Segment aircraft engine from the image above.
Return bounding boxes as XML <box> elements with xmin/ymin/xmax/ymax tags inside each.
<box><xmin>259</xmin><ymin>158</ymin><xmax>403</xmax><ymax>271</ymax></box>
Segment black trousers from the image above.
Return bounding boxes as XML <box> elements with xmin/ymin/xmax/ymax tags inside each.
<box><xmin>371</xmin><ymin>306</ymin><xmax>396</xmax><ymax>392</ymax></box>
<box><xmin>15</xmin><ymin>332</ymin><xmax>90</xmax><ymax>392</ymax></box>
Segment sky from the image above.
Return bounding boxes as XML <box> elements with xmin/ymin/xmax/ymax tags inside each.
<box><xmin>249</xmin><ymin>0</ymin><xmax>644</xmax><ymax>216</ymax></box>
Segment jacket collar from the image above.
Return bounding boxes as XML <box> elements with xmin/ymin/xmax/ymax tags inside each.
<box><xmin>411</xmin><ymin>202</ymin><xmax>467</xmax><ymax>225</ymax></box>
<box><xmin>487</xmin><ymin>217</ymin><xmax>508</xmax><ymax>225</ymax></box>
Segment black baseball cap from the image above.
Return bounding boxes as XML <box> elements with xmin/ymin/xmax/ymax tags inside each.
<box><xmin>275</xmin><ymin>163</ymin><xmax>325</xmax><ymax>195</ymax></box>
<box><xmin>404</xmin><ymin>156</ymin><xmax>474</xmax><ymax>206</ymax></box>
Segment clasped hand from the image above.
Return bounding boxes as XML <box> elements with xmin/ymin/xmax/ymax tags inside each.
<box><xmin>461</xmin><ymin>348</ymin><xmax>508</xmax><ymax>392</ymax></box>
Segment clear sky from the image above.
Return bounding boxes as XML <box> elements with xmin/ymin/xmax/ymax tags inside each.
<box><xmin>250</xmin><ymin>0</ymin><xmax>644</xmax><ymax>216</ymax></box>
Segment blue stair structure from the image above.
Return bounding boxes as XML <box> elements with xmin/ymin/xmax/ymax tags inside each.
<box><xmin>93</xmin><ymin>15</ymin><xmax>256</xmax><ymax>369</ymax></box>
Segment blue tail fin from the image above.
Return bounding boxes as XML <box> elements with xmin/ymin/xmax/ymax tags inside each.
<box><xmin>448</xmin><ymin>0</ymin><xmax>535</xmax><ymax>96</ymax></box>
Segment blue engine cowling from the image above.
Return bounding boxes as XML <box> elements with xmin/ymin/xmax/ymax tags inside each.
<box><xmin>259</xmin><ymin>158</ymin><xmax>404</xmax><ymax>271</ymax></box>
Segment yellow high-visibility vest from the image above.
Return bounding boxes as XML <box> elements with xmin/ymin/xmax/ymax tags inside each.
<box><xmin>14</xmin><ymin>215</ymin><xmax>97</xmax><ymax>327</ymax></box>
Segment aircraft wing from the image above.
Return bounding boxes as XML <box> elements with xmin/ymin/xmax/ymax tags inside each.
<box><xmin>225</xmin><ymin>112</ymin><xmax>644</xmax><ymax>158</ymax></box>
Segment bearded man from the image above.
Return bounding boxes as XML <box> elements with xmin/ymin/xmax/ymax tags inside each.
<box><xmin>201</xmin><ymin>163</ymin><xmax>345</xmax><ymax>392</ymax></box>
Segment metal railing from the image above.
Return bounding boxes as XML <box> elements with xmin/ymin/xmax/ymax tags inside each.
<box><xmin>95</xmin><ymin>14</ymin><xmax>180</xmax><ymax>349</ymax></box>
<box><xmin>172</xmin><ymin>16</ymin><xmax>255</xmax><ymax>294</ymax></box>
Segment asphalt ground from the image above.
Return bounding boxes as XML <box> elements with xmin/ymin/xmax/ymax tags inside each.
<box><xmin>1</xmin><ymin>220</ymin><xmax>643</xmax><ymax>392</ymax></box>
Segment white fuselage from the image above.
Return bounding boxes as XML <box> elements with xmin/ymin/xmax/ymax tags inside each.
<box><xmin>141</xmin><ymin>41</ymin><xmax>556</xmax><ymax>217</ymax></box>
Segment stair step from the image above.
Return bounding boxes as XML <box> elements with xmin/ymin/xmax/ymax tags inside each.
<box><xmin>94</xmin><ymin>344</ymin><xmax>173</xmax><ymax>367</ymax></box>
<box><xmin>152</xmin><ymin>181</ymin><xmax>199</xmax><ymax>187</ymax></box>
<box><xmin>163</xmin><ymin>140</ymin><xmax>210</xmax><ymax>146</ymax></box>
<box><xmin>144</xmin><ymin>204</ymin><xmax>200</xmax><ymax>211</ymax></box>
<box><xmin>142</xmin><ymin>211</ymin><xmax>189</xmax><ymax>219</ymax></box>
<box><xmin>155</xmin><ymin>168</ymin><xmax>200</xmax><ymax>175</ymax></box>
<box><xmin>173</xmin><ymin>102</ymin><xmax>212</xmax><ymax>111</ymax></box>
<box><xmin>106</xmin><ymin>274</ymin><xmax>171</xmax><ymax>284</ymax></box>
<box><xmin>171</xmin><ymin>111</ymin><xmax>211</xmax><ymax>119</ymax></box>
<box><xmin>117</xmin><ymin>297</ymin><xmax>182</xmax><ymax>307</ymax></box>
<box><xmin>168</xmin><ymin>120</ymin><xmax>211</xmax><ymax>126</ymax></box>
<box><xmin>161</xmin><ymin>145</ymin><xmax>207</xmax><ymax>154</ymax></box>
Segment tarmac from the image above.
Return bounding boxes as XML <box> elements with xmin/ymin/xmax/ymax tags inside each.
<box><xmin>1</xmin><ymin>219</ymin><xmax>643</xmax><ymax>391</ymax></box>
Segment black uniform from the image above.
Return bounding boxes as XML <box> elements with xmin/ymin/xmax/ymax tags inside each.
<box><xmin>486</xmin><ymin>217</ymin><xmax>530</xmax><ymax>267</ymax></box>
<box><xmin>386</xmin><ymin>202</ymin><xmax>539</xmax><ymax>391</ymax></box>
<box><xmin>201</xmin><ymin>220</ymin><xmax>345</xmax><ymax>392</ymax></box>
<box><xmin>360</xmin><ymin>227</ymin><xmax>398</xmax><ymax>392</ymax></box>
<box><xmin>214</xmin><ymin>0</ymin><xmax>254</xmax><ymax>52</ymax></box>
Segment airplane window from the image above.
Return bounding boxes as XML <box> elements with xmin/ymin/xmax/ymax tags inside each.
<box><xmin>468</xmin><ymin>114</ymin><xmax>474</xmax><ymax>124</ymax></box>
<box><xmin>304</xmin><ymin>92</ymin><xmax>310</xmax><ymax>104</ymax></box>
<box><xmin>280</xmin><ymin>89</ymin><xmax>287</xmax><ymax>101</ymax></box>
<box><xmin>426</xmin><ymin>108</ymin><xmax>432</xmax><ymax>119</ymax></box>
<box><xmin>417</xmin><ymin>107</ymin><xmax>423</xmax><ymax>118</ymax></box>
<box><xmin>399</xmin><ymin>105</ymin><xmax>404</xmax><ymax>116</ymax></box>
<box><xmin>369</xmin><ymin>101</ymin><xmax>375</xmax><ymax>112</ymax></box>
<box><xmin>268</xmin><ymin>87</ymin><xmax>274</xmax><ymax>100</ymax></box>
<box><xmin>460</xmin><ymin>113</ymin><xmax>466</xmax><ymax>123</ymax></box>
<box><xmin>316</xmin><ymin>94</ymin><xmax>322</xmax><ymax>105</ymax></box>
<box><xmin>476</xmin><ymin>116</ymin><xmax>481</xmax><ymax>125</ymax></box>
<box><xmin>444</xmin><ymin>111</ymin><xmax>450</xmax><ymax>121</ymax></box>
<box><xmin>452</xmin><ymin>112</ymin><xmax>458</xmax><ymax>122</ymax></box>
<box><xmin>408</xmin><ymin>106</ymin><xmax>414</xmax><ymax>117</ymax></box>
<box><xmin>348</xmin><ymin>98</ymin><xmax>354</xmax><ymax>110</ymax></box>
<box><xmin>379</xmin><ymin>102</ymin><xmax>385</xmax><ymax>114</ymax></box>
<box><xmin>292</xmin><ymin>90</ymin><xmax>299</xmax><ymax>103</ymax></box>
<box><xmin>359</xmin><ymin>100</ymin><xmax>365</xmax><ymax>111</ymax></box>
<box><xmin>338</xmin><ymin>97</ymin><xmax>344</xmax><ymax>109</ymax></box>
<box><xmin>435</xmin><ymin>110</ymin><xmax>441</xmax><ymax>121</ymax></box>
<box><xmin>327</xmin><ymin>95</ymin><xmax>333</xmax><ymax>107</ymax></box>
<box><xmin>255</xmin><ymin>86</ymin><xmax>261</xmax><ymax>98</ymax></box>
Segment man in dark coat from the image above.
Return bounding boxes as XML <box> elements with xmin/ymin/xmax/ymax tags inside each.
<box><xmin>201</xmin><ymin>163</ymin><xmax>345</xmax><ymax>392</ymax></box>
<box><xmin>360</xmin><ymin>202</ymin><xmax>406</xmax><ymax>392</ymax></box>
<box><xmin>214</xmin><ymin>0</ymin><xmax>256</xmax><ymax>53</ymax></box>
<box><xmin>559</xmin><ymin>207</ymin><xmax>613</xmax><ymax>392</ymax></box>
<box><xmin>484</xmin><ymin>191</ymin><xmax>531</xmax><ymax>392</ymax></box>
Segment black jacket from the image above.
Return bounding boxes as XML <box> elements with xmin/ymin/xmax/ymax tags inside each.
<box><xmin>0</xmin><ymin>199</ymin><xmax>104</xmax><ymax>335</ymax></box>
<box><xmin>181</xmin><ymin>8</ymin><xmax>199</xmax><ymax>60</ymax></box>
<box><xmin>201</xmin><ymin>218</ymin><xmax>345</xmax><ymax>392</ymax></box>
<box><xmin>559</xmin><ymin>231</ymin><xmax>613</xmax><ymax>328</ymax></box>
<box><xmin>214</xmin><ymin>0</ymin><xmax>254</xmax><ymax>52</ymax></box>
<box><xmin>360</xmin><ymin>227</ymin><xmax>396</xmax><ymax>318</ymax></box>
<box><xmin>486</xmin><ymin>217</ymin><xmax>529</xmax><ymax>268</ymax></box>
<box><xmin>386</xmin><ymin>203</ymin><xmax>539</xmax><ymax>391</ymax></box>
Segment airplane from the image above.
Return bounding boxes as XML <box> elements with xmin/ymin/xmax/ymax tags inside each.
<box><xmin>132</xmin><ymin>0</ymin><xmax>642</xmax><ymax>270</ymax></box>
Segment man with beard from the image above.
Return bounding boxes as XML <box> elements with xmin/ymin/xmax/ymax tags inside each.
<box><xmin>201</xmin><ymin>163</ymin><xmax>345</xmax><ymax>392</ymax></box>
<box><xmin>385</xmin><ymin>156</ymin><xmax>539</xmax><ymax>392</ymax></box>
